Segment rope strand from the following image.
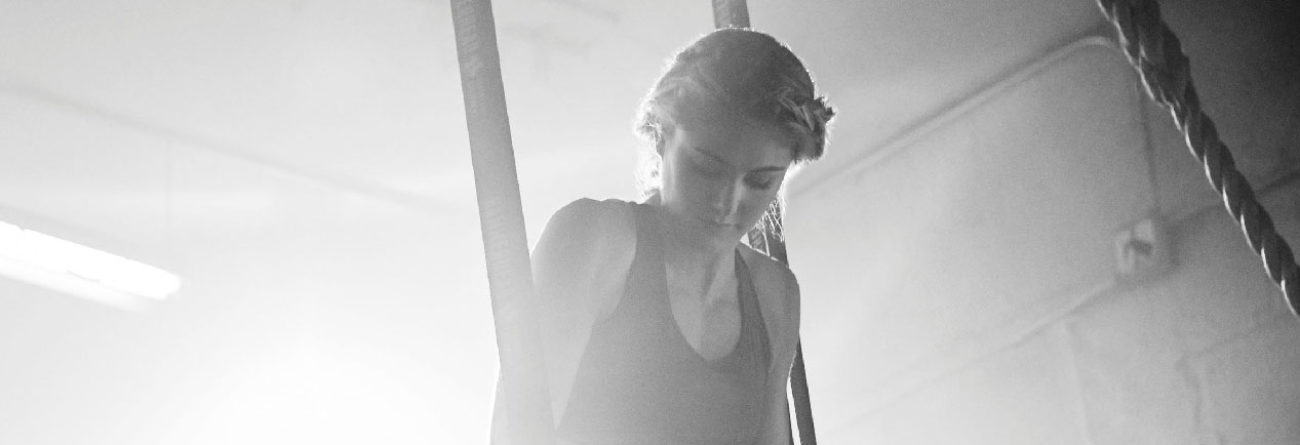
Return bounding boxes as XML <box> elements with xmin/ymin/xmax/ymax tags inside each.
<box><xmin>1097</xmin><ymin>0</ymin><xmax>1300</xmax><ymax>316</ymax></box>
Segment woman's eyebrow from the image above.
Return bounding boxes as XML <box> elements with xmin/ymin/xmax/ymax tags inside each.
<box><xmin>690</xmin><ymin>145</ymin><xmax>787</xmax><ymax>173</ymax></box>
<box><xmin>689</xmin><ymin>145</ymin><xmax>727</xmax><ymax>165</ymax></box>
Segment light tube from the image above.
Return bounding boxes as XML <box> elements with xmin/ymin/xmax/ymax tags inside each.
<box><xmin>0</xmin><ymin>219</ymin><xmax>181</xmax><ymax>309</ymax></box>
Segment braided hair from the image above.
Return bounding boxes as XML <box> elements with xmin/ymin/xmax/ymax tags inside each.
<box><xmin>634</xmin><ymin>28</ymin><xmax>835</xmax><ymax>196</ymax></box>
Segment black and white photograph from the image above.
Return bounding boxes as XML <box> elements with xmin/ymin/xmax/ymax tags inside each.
<box><xmin>1</xmin><ymin>0</ymin><xmax>1298</xmax><ymax>443</ymax></box>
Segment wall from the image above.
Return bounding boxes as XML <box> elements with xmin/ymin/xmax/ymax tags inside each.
<box><xmin>783</xmin><ymin>2</ymin><xmax>1300</xmax><ymax>442</ymax></box>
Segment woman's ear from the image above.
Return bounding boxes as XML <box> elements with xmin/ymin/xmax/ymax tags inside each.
<box><xmin>655</xmin><ymin>123</ymin><xmax>675</xmax><ymax>157</ymax></box>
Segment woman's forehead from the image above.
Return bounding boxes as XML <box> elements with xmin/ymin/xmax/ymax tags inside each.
<box><xmin>676</xmin><ymin>119</ymin><xmax>795</xmax><ymax>168</ymax></box>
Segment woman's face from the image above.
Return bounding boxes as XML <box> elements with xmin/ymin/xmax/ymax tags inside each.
<box><xmin>658</xmin><ymin>117</ymin><xmax>794</xmax><ymax>251</ymax></box>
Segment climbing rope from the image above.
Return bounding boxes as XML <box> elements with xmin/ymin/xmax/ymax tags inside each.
<box><xmin>711</xmin><ymin>0</ymin><xmax>750</xmax><ymax>30</ymax></box>
<box><xmin>1097</xmin><ymin>0</ymin><xmax>1300</xmax><ymax>317</ymax></box>
<box><xmin>450</xmin><ymin>1</ymin><xmax>556</xmax><ymax>444</ymax></box>
<box><xmin>710</xmin><ymin>2</ymin><xmax>819</xmax><ymax>444</ymax></box>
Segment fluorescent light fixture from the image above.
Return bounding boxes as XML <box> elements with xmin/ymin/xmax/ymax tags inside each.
<box><xmin>0</xmin><ymin>219</ymin><xmax>181</xmax><ymax>309</ymax></box>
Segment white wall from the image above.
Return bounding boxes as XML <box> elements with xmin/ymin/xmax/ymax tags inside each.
<box><xmin>783</xmin><ymin>2</ymin><xmax>1300</xmax><ymax>441</ymax></box>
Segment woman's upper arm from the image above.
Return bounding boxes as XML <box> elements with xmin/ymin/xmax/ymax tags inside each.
<box><xmin>741</xmin><ymin>247</ymin><xmax>802</xmax><ymax>375</ymax></box>
<box><xmin>742</xmin><ymin>248</ymin><xmax>801</xmax><ymax>445</ymax></box>
<box><xmin>776</xmin><ymin>267</ymin><xmax>802</xmax><ymax>390</ymax></box>
<box><xmin>529</xmin><ymin>198</ymin><xmax>636</xmax><ymax>419</ymax></box>
<box><xmin>531</xmin><ymin>198</ymin><xmax>635</xmax><ymax>321</ymax></box>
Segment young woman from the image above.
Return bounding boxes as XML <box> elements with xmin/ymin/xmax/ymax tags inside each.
<box><xmin>492</xmin><ymin>28</ymin><xmax>835</xmax><ymax>445</ymax></box>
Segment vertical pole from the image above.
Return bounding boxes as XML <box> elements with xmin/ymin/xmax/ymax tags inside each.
<box><xmin>710</xmin><ymin>3</ymin><xmax>818</xmax><ymax>444</ymax></box>
<box><xmin>450</xmin><ymin>1</ymin><xmax>555</xmax><ymax>444</ymax></box>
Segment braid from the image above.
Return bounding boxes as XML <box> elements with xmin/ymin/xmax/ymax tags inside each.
<box><xmin>768</xmin><ymin>84</ymin><xmax>836</xmax><ymax>162</ymax></box>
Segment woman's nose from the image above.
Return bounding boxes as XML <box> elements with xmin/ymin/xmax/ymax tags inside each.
<box><xmin>709</xmin><ymin>180</ymin><xmax>742</xmax><ymax>220</ymax></box>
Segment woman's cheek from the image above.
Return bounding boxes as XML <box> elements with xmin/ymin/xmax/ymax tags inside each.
<box><xmin>683</xmin><ymin>172</ymin><xmax>723</xmax><ymax>210</ymax></box>
<box><xmin>738</xmin><ymin>193</ymin><xmax>769</xmax><ymax>226</ymax></box>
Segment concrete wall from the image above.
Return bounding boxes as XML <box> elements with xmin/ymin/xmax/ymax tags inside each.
<box><xmin>783</xmin><ymin>2</ymin><xmax>1300</xmax><ymax>442</ymax></box>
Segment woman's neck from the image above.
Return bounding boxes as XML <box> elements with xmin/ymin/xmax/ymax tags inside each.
<box><xmin>663</xmin><ymin>236</ymin><xmax>737</xmax><ymax>307</ymax></box>
<box><xmin>664</xmin><ymin>234</ymin><xmax>735</xmax><ymax>274</ymax></box>
<box><xmin>644</xmin><ymin>194</ymin><xmax>740</xmax><ymax>290</ymax></box>
<box><xmin>660</xmin><ymin>219</ymin><xmax>739</xmax><ymax>305</ymax></box>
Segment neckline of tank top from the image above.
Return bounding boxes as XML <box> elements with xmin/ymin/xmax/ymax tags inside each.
<box><xmin>634</xmin><ymin>200</ymin><xmax>764</xmax><ymax>370</ymax></box>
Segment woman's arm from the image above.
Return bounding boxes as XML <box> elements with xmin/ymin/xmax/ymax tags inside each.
<box><xmin>533</xmin><ymin>199</ymin><xmax>636</xmax><ymax>418</ymax></box>
<box><xmin>768</xmin><ymin>274</ymin><xmax>801</xmax><ymax>444</ymax></box>
<box><xmin>490</xmin><ymin>198</ymin><xmax>636</xmax><ymax>444</ymax></box>
<box><xmin>741</xmin><ymin>247</ymin><xmax>803</xmax><ymax>445</ymax></box>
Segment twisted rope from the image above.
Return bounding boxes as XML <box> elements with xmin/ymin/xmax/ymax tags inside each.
<box><xmin>711</xmin><ymin>0</ymin><xmax>750</xmax><ymax>30</ymax></box>
<box><xmin>452</xmin><ymin>1</ymin><xmax>556</xmax><ymax>443</ymax></box>
<box><xmin>1098</xmin><ymin>0</ymin><xmax>1300</xmax><ymax>317</ymax></box>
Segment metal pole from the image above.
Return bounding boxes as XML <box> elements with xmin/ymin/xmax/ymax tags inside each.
<box><xmin>450</xmin><ymin>1</ymin><xmax>556</xmax><ymax>444</ymax></box>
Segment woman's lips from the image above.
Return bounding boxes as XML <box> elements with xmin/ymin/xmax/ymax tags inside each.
<box><xmin>696</xmin><ymin>216</ymin><xmax>738</xmax><ymax>229</ymax></box>
<box><xmin>666</xmin><ymin>207</ymin><xmax>740</xmax><ymax>233</ymax></box>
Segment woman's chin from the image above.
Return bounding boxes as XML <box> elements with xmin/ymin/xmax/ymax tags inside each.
<box><xmin>655</xmin><ymin>208</ymin><xmax>748</xmax><ymax>249</ymax></box>
<box><xmin>692</xmin><ymin>225</ymin><xmax>747</xmax><ymax>251</ymax></box>
<box><xmin>665</xmin><ymin>222</ymin><xmax>734</xmax><ymax>250</ymax></box>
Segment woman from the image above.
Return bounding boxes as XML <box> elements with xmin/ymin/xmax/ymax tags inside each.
<box><xmin>493</xmin><ymin>28</ymin><xmax>835</xmax><ymax>445</ymax></box>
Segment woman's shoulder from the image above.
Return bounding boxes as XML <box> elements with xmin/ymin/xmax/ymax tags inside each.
<box><xmin>551</xmin><ymin>197</ymin><xmax>637</xmax><ymax>220</ymax></box>
<box><xmin>737</xmin><ymin>243</ymin><xmax>800</xmax><ymax>326</ymax></box>
<box><xmin>738</xmin><ymin>243</ymin><xmax>802</xmax><ymax>379</ymax></box>
<box><xmin>542</xmin><ymin>198</ymin><xmax>638</xmax><ymax>245</ymax></box>
<box><xmin>737</xmin><ymin>244</ymin><xmax>799</xmax><ymax>296</ymax></box>
<box><xmin>534</xmin><ymin>197</ymin><xmax>639</xmax><ymax>319</ymax></box>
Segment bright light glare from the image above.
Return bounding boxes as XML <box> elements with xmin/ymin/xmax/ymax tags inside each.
<box><xmin>0</xmin><ymin>220</ymin><xmax>181</xmax><ymax>308</ymax></box>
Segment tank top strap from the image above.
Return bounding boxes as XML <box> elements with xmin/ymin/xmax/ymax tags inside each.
<box><xmin>610</xmin><ymin>201</ymin><xmax>668</xmax><ymax>317</ymax></box>
<box><xmin>730</xmin><ymin>248</ymin><xmax>772</xmax><ymax>374</ymax></box>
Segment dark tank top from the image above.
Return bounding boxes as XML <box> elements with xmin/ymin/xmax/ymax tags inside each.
<box><xmin>555</xmin><ymin>202</ymin><xmax>772</xmax><ymax>445</ymax></box>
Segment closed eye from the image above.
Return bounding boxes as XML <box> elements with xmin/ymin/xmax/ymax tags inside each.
<box><xmin>745</xmin><ymin>174</ymin><xmax>776</xmax><ymax>190</ymax></box>
<box><xmin>690</xmin><ymin>158</ymin><xmax>726</xmax><ymax>177</ymax></box>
